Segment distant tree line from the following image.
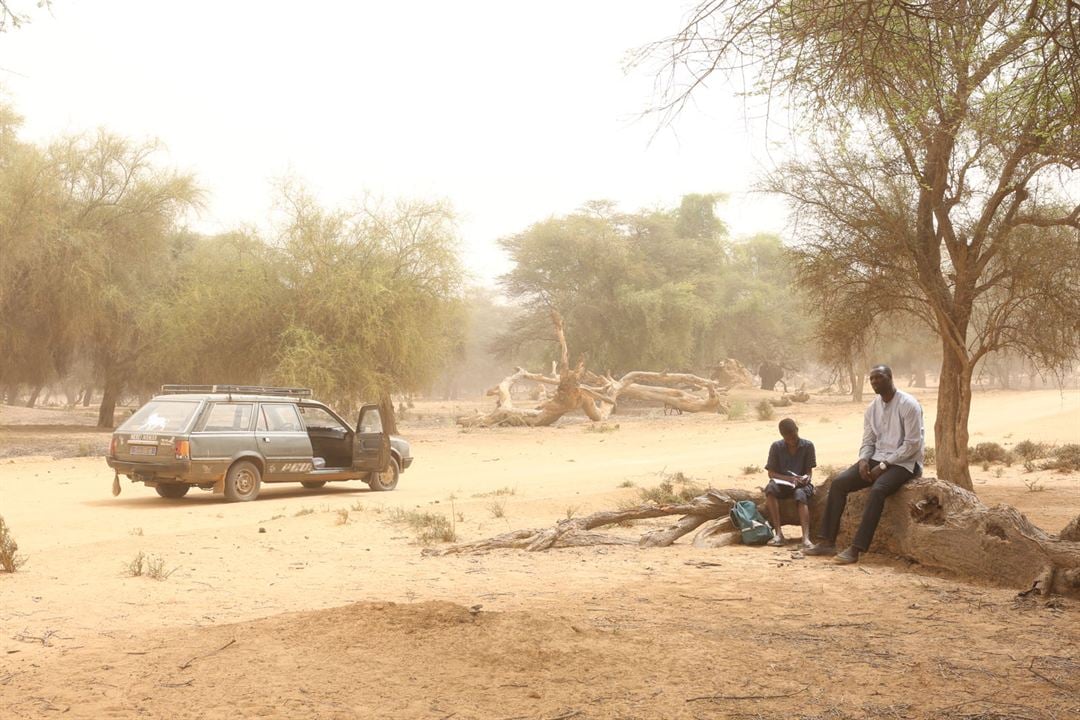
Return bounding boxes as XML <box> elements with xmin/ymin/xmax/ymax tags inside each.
<box><xmin>0</xmin><ymin>106</ymin><xmax>465</xmax><ymax>426</ymax></box>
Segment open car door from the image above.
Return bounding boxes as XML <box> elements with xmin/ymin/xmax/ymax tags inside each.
<box><xmin>352</xmin><ymin>404</ymin><xmax>390</xmax><ymax>473</ymax></box>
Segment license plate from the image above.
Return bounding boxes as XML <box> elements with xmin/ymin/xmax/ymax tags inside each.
<box><xmin>130</xmin><ymin>445</ymin><xmax>158</xmax><ymax>456</ymax></box>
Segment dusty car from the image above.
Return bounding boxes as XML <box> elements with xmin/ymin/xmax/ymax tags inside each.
<box><xmin>106</xmin><ymin>385</ymin><xmax>412</xmax><ymax>501</ymax></box>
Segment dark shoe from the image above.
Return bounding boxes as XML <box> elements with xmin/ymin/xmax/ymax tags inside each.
<box><xmin>767</xmin><ymin>535</ymin><xmax>785</xmax><ymax>547</ymax></box>
<box><xmin>804</xmin><ymin>542</ymin><xmax>836</xmax><ymax>556</ymax></box>
<box><xmin>834</xmin><ymin>546</ymin><xmax>861</xmax><ymax>564</ymax></box>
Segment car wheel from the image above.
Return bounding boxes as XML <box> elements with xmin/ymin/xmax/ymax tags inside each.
<box><xmin>301</xmin><ymin>481</ymin><xmax>326</xmax><ymax>489</ymax></box>
<box><xmin>155</xmin><ymin>484</ymin><xmax>190</xmax><ymax>499</ymax></box>
<box><xmin>224</xmin><ymin>460</ymin><xmax>262</xmax><ymax>502</ymax></box>
<box><xmin>367</xmin><ymin>457</ymin><xmax>400</xmax><ymax>491</ymax></box>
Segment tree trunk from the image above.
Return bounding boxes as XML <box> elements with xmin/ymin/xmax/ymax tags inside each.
<box><xmin>97</xmin><ymin>366</ymin><xmax>122</xmax><ymax>429</ymax></box>
<box><xmin>935</xmin><ymin>349</ymin><xmax>974</xmax><ymax>490</ymax></box>
<box><xmin>82</xmin><ymin>387</ymin><xmax>93</xmax><ymax>407</ymax></box>
<box><xmin>847</xmin><ymin>362</ymin><xmax>863</xmax><ymax>402</ymax></box>
<box><xmin>24</xmin><ymin>385</ymin><xmax>43</xmax><ymax>408</ymax></box>
<box><xmin>913</xmin><ymin>367</ymin><xmax>926</xmax><ymax>388</ymax></box>
<box><xmin>378</xmin><ymin>394</ymin><xmax>399</xmax><ymax>436</ymax></box>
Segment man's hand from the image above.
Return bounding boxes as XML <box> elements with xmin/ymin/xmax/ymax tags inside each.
<box><xmin>795</xmin><ymin>475</ymin><xmax>810</xmax><ymax>487</ymax></box>
<box><xmin>858</xmin><ymin>459</ymin><xmax>871</xmax><ymax>481</ymax></box>
<box><xmin>868</xmin><ymin>464</ymin><xmax>885</xmax><ymax>482</ymax></box>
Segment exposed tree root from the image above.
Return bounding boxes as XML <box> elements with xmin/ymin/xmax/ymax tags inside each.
<box><xmin>428</xmin><ymin>477</ymin><xmax>1080</xmax><ymax>597</ymax></box>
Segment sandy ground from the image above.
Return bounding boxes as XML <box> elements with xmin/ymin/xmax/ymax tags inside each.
<box><xmin>1</xmin><ymin>386</ymin><xmax>1079</xmax><ymax>719</ymax></box>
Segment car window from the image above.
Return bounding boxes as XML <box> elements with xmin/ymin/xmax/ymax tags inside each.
<box><xmin>199</xmin><ymin>403</ymin><xmax>254</xmax><ymax>432</ymax></box>
<box><xmin>299</xmin><ymin>406</ymin><xmax>347</xmax><ymax>431</ymax></box>
<box><xmin>358</xmin><ymin>407</ymin><xmax>383</xmax><ymax>434</ymax></box>
<box><xmin>119</xmin><ymin>401</ymin><xmax>200</xmax><ymax>433</ymax></box>
<box><xmin>261</xmin><ymin>403</ymin><xmax>303</xmax><ymax>432</ymax></box>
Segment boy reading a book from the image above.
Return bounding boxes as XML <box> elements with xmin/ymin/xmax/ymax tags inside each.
<box><xmin>763</xmin><ymin>418</ymin><xmax>816</xmax><ymax>547</ymax></box>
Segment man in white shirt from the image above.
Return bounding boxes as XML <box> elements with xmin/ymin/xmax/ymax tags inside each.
<box><xmin>805</xmin><ymin>365</ymin><xmax>925</xmax><ymax>564</ymax></box>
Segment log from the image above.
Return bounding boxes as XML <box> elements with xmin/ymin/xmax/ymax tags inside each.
<box><xmin>429</xmin><ymin>477</ymin><xmax>1080</xmax><ymax>597</ymax></box>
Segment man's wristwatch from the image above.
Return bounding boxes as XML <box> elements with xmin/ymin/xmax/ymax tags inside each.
<box><xmin>878</xmin><ymin>461</ymin><xmax>888</xmax><ymax>472</ymax></box>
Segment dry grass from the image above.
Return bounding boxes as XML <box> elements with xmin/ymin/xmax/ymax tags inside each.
<box><xmin>638</xmin><ymin>471</ymin><xmax>706</xmax><ymax>504</ymax></box>
<box><xmin>125</xmin><ymin>551</ymin><xmax>175</xmax><ymax>580</ymax></box>
<box><xmin>584</xmin><ymin>422</ymin><xmax>620</xmax><ymax>433</ymax></box>
<box><xmin>335</xmin><ymin>508</ymin><xmax>350</xmax><ymax>525</ymax></box>
<box><xmin>387</xmin><ymin>508</ymin><xmax>456</xmax><ymax>544</ymax></box>
<box><xmin>487</xmin><ymin>498</ymin><xmax>507</xmax><ymax>519</ymax></box>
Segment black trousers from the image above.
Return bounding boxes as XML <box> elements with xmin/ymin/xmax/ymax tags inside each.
<box><xmin>817</xmin><ymin>460</ymin><xmax>914</xmax><ymax>551</ymax></box>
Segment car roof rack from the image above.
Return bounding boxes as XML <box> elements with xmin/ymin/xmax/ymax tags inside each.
<box><xmin>160</xmin><ymin>384</ymin><xmax>313</xmax><ymax>399</ymax></box>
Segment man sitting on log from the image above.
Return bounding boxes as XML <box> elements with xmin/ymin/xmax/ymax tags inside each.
<box><xmin>763</xmin><ymin>418</ymin><xmax>816</xmax><ymax>548</ymax></box>
<box><xmin>806</xmin><ymin>364</ymin><xmax>925</xmax><ymax>564</ymax></box>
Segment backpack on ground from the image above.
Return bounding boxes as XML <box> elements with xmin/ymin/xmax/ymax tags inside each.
<box><xmin>729</xmin><ymin>500</ymin><xmax>773</xmax><ymax>545</ymax></box>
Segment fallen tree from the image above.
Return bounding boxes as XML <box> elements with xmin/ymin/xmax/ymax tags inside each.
<box><xmin>457</xmin><ymin>313</ymin><xmax>736</xmax><ymax>428</ymax></box>
<box><xmin>426</xmin><ymin>476</ymin><xmax>1080</xmax><ymax>598</ymax></box>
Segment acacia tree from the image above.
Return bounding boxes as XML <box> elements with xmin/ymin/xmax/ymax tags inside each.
<box><xmin>640</xmin><ymin>1</ymin><xmax>1080</xmax><ymax>489</ymax></box>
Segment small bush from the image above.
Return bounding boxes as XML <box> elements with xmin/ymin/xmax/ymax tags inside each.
<box><xmin>0</xmin><ymin>516</ymin><xmax>26</xmax><ymax>573</ymax></box>
<box><xmin>335</xmin><ymin>508</ymin><xmax>350</xmax><ymax>526</ymax></box>
<box><xmin>1013</xmin><ymin>440</ymin><xmax>1050</xmax><ymax>461</ymax></box>
<box><xmin>1023</xmin><ymin>478</ymin><xmax>1045</xmax><ymax>492</ymax></box>
<box><xmin>565</xmin><ymin>505</ymin><xmax>580</xmax><ymax>520</ymax></box>
<box><xmin>923</xmin><ymin>446</ymin><xmax>935</xmax><ymax>465</ymax></box>
<box><xmin>639</xmin><ymin>472</ymin><xmax>706</xmax><ymax>504</ymax></box>
<box><xmin>584</xmin><ymin>423</ymin><xmax>620</xmax><ymax>433</ymax></box>
<box><xmin>294</xmin><ymin>507</ymin><xmax>315</xmax><ymax>517</ymax></box>
<box><xmin>126</xmin><ymin>551</ymin><xmax>146</xmax><ymax>577</ymax></box>
<box><xmin>618</xmin><ymin>479</ymin><xmax>635</xmax><ymax>488</ymax></box>
<box><xmin>487</xmin><ymin>499</ymin><xmax>507</xmax><ymax>519</ymax></box>
<box><xmin>75</xmin><ymin>442</ymin><xmax>97</xmax><ymax>457</ymax></box>
<box><xmin>388</xmin><ymin>508</ymin><xmax>456</xmax><ymax>544</ymax></box>
<box><xmin>129</xmin><ymin>527</ymin><xmax>144</xmax><ymax>536</ymax></box>
<box><xmin>145</xmin><ymin>555</ymin><xmax>176</xmax><ymax>581</ymax></box>
<box><xmin>755</xmin><ymin>400</ymin><xmax>774</xmax><ymax>421</ymax></box>
<box><xmin>741</xmin><ymin>465</ymin><xmax>762</xmax><ymax>475</ymax></box>
<box><xmin>1023</xmin><ymin>459</ymin><xmax>1037</xmax><ymax>473</ymax></box>
<box><xmin>1041</xmin><ymin>444</ymin><xmax>1080</xmax><ymax>473</ymax></box>
<box><xmin>472</xmin><ymin>486</ymin><xmax>516</xmax><ymax>498</ymax></box>
<box><xmin>727</xmin><ymin>400</ymin><xmax>747</xmax><ymax>420</ymax></box>
<box><xmin>969</xmin><ymin>442</ymin><xmax>1013</xmax><ymax>465</ymax></box>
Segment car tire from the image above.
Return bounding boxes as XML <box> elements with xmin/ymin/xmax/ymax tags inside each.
<box><xmin>224</xmin><ymin>460</ymin><xmax>262</xmax><ymax>502</ymax></box>
<box><xmin>367</xmin><ymin>456</ymin><xmax>400</xmax><ymax>491</ymax></box>
<box><xmin>301</xmin><ymin>481</ymin><xmax>326</xmax><ymax>489</ymax></box>
<box><xmin>155</xmin><ymin>484</ymin><xmax>190</xmax><ymax>499</ymax></box>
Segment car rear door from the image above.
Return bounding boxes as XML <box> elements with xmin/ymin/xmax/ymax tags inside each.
<box><xmin>352</xmin><ymin>404</ymin><xmax>390</xmax><ymax>473</ymax></box>
<box><xmin>257</xmin><ymin>403</ymin><xmax>314</xmax><ymax>481</ymax></box>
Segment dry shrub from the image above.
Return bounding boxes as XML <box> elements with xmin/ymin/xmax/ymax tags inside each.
<box><xmin>923</xmin><ymin>446</ymin><xmax>935</xmax><ymax>465</ymax></box>
<box><xmin>726</xmin><ymin>400</ymin><xmax>747</xmax><ymax>420</ymax></box>
<box><xmin>1041</xmin><ymin>444</ymin><xmax>1080</xmax><ymax>473</ymax></box>
<box><xmin>388</xmin><ymin>508</ymin><xmax>456</xmax><ymax>544</ymax></box>
<box><xmin>486</xmin><ymin>499</ymin><xmax>507</xmax><ymax>519</ymax></box>
<box><xmin>638</xmin><ymin>471</ymin><xmax>705</xmax><ymax>504</ymax></box>
<box><xmin>0</xmin><ymin>515</ymin><xmax>26</xmax><ymax>573</ymax></box>
<box><xmin>584</xmin><ymin>422</ymin><xmax>620</xmax><ymax>433</ymax></box>
<box><xmin>755</xmin><ymin>400</ymin><xmax>774</xmax><ymax>421</ymax></box>
<box><xmin>1013</xmin><ymin>439</ymin><xmax>1050</xmax><ymax>460</ymax></box>
<box><xmin>335</xmin><ymin>508</ymin><xmax>350</xmax><ymax>525</ymax></box>
<box><xmin>741</xmin><ymin>464</ymin><xmax>762</xmax><ymax>475</ymax></box>
<box><xmin>969</xmin><ymin>442</ymin><xmax>1013</xmax><ymax>465</ymax></box>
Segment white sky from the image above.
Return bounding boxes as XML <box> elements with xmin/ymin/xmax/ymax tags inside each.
<box><xmin>0</xmin><ymin>0</ymin><xmax>791</xmax><ymax>284</ymax></box>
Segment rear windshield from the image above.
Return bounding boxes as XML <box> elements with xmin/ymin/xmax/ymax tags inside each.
<box><xmin>118</xmin><ymin>401</ymin><xmax>200</xmax><ymax>433</ymax></box>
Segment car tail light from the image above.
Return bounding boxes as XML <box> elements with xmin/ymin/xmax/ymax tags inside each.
<box><xmin>174</xmin><ymin>440</ymin><xmax>190</xmax><ymax>460</ymax></box>
<box><xmin>109</xmin><ymin>436</ymin><xmax>118</xmax><ymax>457</ymax></box>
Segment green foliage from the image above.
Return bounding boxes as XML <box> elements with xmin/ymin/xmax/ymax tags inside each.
<box><xmin>496</xmin><ymin>197</ymin><xmax>809</xmax><ymax>372</ymax></box>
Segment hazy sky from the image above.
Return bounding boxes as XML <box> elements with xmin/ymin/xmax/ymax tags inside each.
<box><xmin>0</xmin><ymin>1</ymin><xmax>790</xmax><ymax>283</ymax></box>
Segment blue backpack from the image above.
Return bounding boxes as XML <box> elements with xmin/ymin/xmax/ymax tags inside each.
<box><xmin>729</xmin><ymin>500</ymin><xmax>773</xmax><ymax>545</ymax></box>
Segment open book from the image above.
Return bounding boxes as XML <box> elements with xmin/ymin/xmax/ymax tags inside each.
<box><xmin>772</xmin><ymin>472</ymin><xmax>807</xmax><ymax>488</ymax></box>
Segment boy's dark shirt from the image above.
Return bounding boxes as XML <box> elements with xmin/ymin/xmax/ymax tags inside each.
<box><xmin>765</xmin><ymin>438</ymin><xmax>817</xmax><ymax>479</ymax></box>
